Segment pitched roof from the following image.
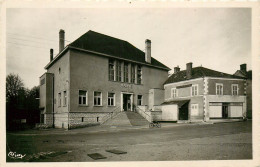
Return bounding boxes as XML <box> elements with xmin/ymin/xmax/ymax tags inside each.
<box><xmin>234</xmin><ymin>70</ymin><xmax>252</xmax><ymax>80</ymax></box>
<box><xmin>164</xmin><ymin>66</ymin><xmax>245</xmax><ymax>85</ymax></box>
<box><xmin>68</xmin><ymin>30</ymin><xmax>170</xmax><ymax>70</ymax></box>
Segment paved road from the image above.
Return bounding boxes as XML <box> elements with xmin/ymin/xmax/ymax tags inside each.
<box><xmin>6</xmin><ymin>121</ymin><xmax>252</xmax><ymax>162</ymax></box>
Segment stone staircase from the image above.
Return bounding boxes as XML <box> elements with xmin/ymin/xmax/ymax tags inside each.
<box><xmin>103</xmin><ymin>111</ymin><xmax>149</xmax><ymax>127</ymax></box>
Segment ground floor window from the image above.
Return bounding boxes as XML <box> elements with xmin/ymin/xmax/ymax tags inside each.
<box><xmin>79</xmin><ymin>90</ymin><xmax>88</xmax><ymax>105</ymax></box>
<box><xmin>63</xmin><ymin>91</ymin><xmax>67</xmax><ymax>106</ymax></box>
<box><xmin>137</xmin><ymin>95</ymin><xmax>143</xmax><ymax>105</ymax></box>
<box><xmin>94</xmin><ymin>91</ymin><xmax>102</xmax><ymax>106</ymax></box>
<box><xmin>58</xmin><ymin>92</ymin><xmax>61</xmax><ymax>107</ymax></box>
<box><xmin>108</xmin><ymin>93</ymin><xmax>115</xmax><ymax>106</ymax></box>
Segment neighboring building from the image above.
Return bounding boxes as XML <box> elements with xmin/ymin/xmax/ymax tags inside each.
<box><xmin>234</xmin><ymin>64</ymin><xmax>252</xmax><ymax>119</ymax></box>
<box><xmin>162</xmin><ymin>63</ymin><xmax>247</xmax><ymax>122</ymax></box>
<box><xmin>39</xmin><ymin>30</ymin><xmax>170</xmax><ymax>129</ymax></box>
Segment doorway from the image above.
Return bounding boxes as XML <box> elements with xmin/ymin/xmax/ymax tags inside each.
<box><xmin>178</xmin><ymin>102</ymin><xmax>189</xmax><ymax>120</ymax></box>
<box><xmin>222</xmin><ymin>103</ymin><xmax>229</xmax><ymax>118</ymax></box>
<box><xmin>122</xmin><ymin>93</ymin><xmax>133</xmax><ymax>111</ymax></box>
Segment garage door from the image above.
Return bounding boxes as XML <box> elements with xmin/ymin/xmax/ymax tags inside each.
<box><xmin>209</xmin><ymin>103</ymin><xmax>222</xmax><ymax>118</ymax></box>
<box><xmin>229</xmin><ymin>103</ymin><xmax>243</xmax><ymax>118</ymax></box>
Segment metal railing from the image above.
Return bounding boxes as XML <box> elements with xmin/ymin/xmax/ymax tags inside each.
<box><xmin>101</xmin><ymin>106</ymin><xmax>121</xmax><ymax>124</ymax></box>
<box><xmin>136</xmin><ymin>106</ymin><xmax>152</xmax><ymax>123</ymax></box>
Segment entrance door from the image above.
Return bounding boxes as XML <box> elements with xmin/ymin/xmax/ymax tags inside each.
<box><xmin>123</xmin><ymin>94</ymin><xmax>132</xmax><ymax>111</ymax></box>
<box><xmin>222</xmin><ymin>103</ymin><xmax>229</xmax><ymax>118</ymax></box>
<box><xmin>179</xmin><ymin>102</ymin><xmax>189</xmax><ymax>120</ymax></box>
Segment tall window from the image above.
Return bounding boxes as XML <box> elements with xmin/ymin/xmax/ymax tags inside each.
<box><xmin>232</xmin><ymin>84</ymin><xmax>238</xmax><ymax>96</ymax></box>
<box><xmin>171</xmin><ymin>88</ymin><xmax>177</xmax><ymax>98</ymax></box>
<box><xmin>79</xmin><ymin>90</ymin><xmax>87</xmax><ymax>105</ymax></box>
<box><xmin>191</xmin><ymin>85</ymin><xmax>198</xmax><ymax>96</ymax></box>
<box><xmin>137</xmin><ymin>65</ymin><xmax>142</xmax><ymax>84</ymax></box>
<box><xmin>137</xmin><ymin>95</ymin><xmax>143</xmax><ymax>105</ymax></box>
<box><xmin>94</xmin><ymin>91</ymin><xmax>102</xmax><ymax>106</ymax></box>
<box><xmin>108</xmin><ymin>93</ymin><xmax>115</xmax><ymax>106</ymax></box>
<box><xmin>58</xmin><ymin>92</ymin><xmax>61</xmax><ymax>107</ymax></box>
<box><xmin>216</xmin><ymin>83</ymin><xmax>223</xmax><ymax>95</ymax></box>
<box><xmin>63</xmin><ymin>91</ymin><xmax>67</xmax><ymax>106</ymax></box>
<box><xmin>116</xmin><ymin>61</ymin><xmax>122</xmax><ymax>82</ymax></box>
<box><xmin>131</xmin><ymin>64</ymin><xmax>136</xmax><ymax>83</ymax></box>
<box><xmin>124</xmin><ymin>63</ymin><xmax>129</xmax><ymax>82</ymax></box>
<box><xmin>109</xmin><ymin>59</ymin><xmax>115</xmax><ymax>81</ymax></box>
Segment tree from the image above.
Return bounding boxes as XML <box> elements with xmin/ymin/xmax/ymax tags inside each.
<box><xmin>6</xmin><ymin>73</ymin><xmax>25</xmax><ymax>102</ymax></box>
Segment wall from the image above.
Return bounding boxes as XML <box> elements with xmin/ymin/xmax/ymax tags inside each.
<box><xmin>148</xmin><ymin>88</ymin><xmax>164</xmax><ymax>110</ymax></box>
<box><xmin>161</xmin><ymin>105</ymin><xmax>178</xmax><ymax>121</ymax></box>
<box><xmin>47</xmin><ymin>51</ymin><xmax>70</xmax><ymax>115</ymax></box>
<box><xmin>208</xmin><ymin>78</ymin><xmax>245</xmax><ymax>95</ymax></box>
<box><xmin>69</xmin><ymin>49</ymin><xmax>169</xmax><ymax>113</ymax></box>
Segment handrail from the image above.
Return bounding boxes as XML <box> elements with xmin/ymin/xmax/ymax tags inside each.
<box><xmin>136</xmin><ymin>106</ymin><xmax>151</xmax><ymax>118</ymax></box>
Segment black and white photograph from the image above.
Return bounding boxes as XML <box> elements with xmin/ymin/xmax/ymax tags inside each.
<box><xmin>1</xmin><ymin>1</ymin><xmax>259</xmax><ymax>166</ymax></box>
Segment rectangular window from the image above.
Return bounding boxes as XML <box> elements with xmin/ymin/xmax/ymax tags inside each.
<box><xmin>137</xmin><ymin>65</ymin><xmax>142</xmax><ymax>84</ymax></box>
<box><xmin>58</xmin><ymin>93</ymin><xmax>61</xmax><ymax>107</ymax></box>
<box><xmin>137</xmin><ymin>95</ymin><xmax>143</xmax><ymax>106</ymax></box>
<box><xmin>63</xmin><ymin>91</ymin><xmax>67</xmax><ymax>106</ymax></box>
<box><xmin>171</xmin><ymin>88</ymin><xmax>177</xmax><ymax>98</ymax></box>
<box><xmin>232</xmin><ymin>84</ymin><xmax>238</xmax><ymax>96</ymax></box>
<box><xmin>216</xmin><ymin>83</ymin><xmax>223</xmax><ymax>95</ymax></box>
<box><xmin>191</xmin><ymin>104</ymin><xmax>199</xmax><ymax>116</ymax></box>
<box><xmin>131</xmin><ymin>64</ymin><xmax>136</xmax><ymax>83</ymax></box>
<box><xmin>94</xmin><ymin>91</ymin><xmax>102</xmax><ymax>106</ymax></box>
<box><xmin>109</xmin><ymin>59</ymin><xmax>115</xmax><ymax>81</ymax></box>
<box><xmin>124</xmin><ymin>63</ymin><xmax>129</xmax><ymax>82</ymax></box>
<box><xmin>191</xmin><ymin>85</ymin><xmax>198</xmax><ymax>96</ymax></box>
<box><xmin>108</xmin><ymin>93</ymin><xmax>115</xmax><ymax>106</ymax></box>
<box><xmin>79</xmin><ymin>90</ymin><xmax>88</xmax><ymax>105</ymax></box>
<box><xmin>116</xmin><ymin>61</ymin><xmax>122</xmax><ymax>82</ymax></box>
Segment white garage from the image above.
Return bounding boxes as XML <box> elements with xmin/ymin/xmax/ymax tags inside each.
<box><xmin>161</xmin><ymin>100</ymin><xmax>190</xmax><ymax>121</ymax></box>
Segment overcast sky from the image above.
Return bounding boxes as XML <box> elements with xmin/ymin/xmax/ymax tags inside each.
<box><xmin>6</xmin><ymin>8</ymin><xmax>251</xmax><ymax>88</ymax></box>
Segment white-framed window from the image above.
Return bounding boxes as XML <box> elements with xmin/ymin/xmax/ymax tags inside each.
<box><xmin>116</xmin><ymin>61</ymin><xmax>122</xmax><ymax>82</ymax></box>
<box><xmin>124</xmin><ymin>63</ymin><xmax>129</xmax><ymax>82</ymax></box>
<box><xmin>191</xmin><ymin>104</ymin><xmax>199</xmax><ymax>116</ymax></box>
<box><xmin>79</xmin><ymin>90</ymin><xmax>88</xmax><ymax>105</ymax></box>
<box><xmin>131</xmin><ymin>64</ymin><xmax>136</xmax><ymax>83</ymax></box>
<box><xmin>94</xmin><ymin>91</ymin><xmax>102</xmax><ymax>106</ymax></box>
<box><xmin>191</xmin><ymin>84</ymin><xmax>198</xmax><ymax>96</ymax></box>
<box><xmin>171</xmin><ymin>88</ymin><xmax>177</xmax><ymax>98</ymax></box>
<box><xmin>232</xmin><ymin>84</ymin><xmax>239</xmax><ymax>96</ymax></box>
<box><xmin>137</xmin><ymin>65</ymin><xmax>142</xmax><ymax>84</ymax></box>
<box><xmin>137</xmin><ymin>95</ymin><xmax>143</xmax><ymax>105</ymax></box>
<box><xmin>63</xmin><ymin>91</ymin><xmax>67</xmax><ymax>106</ymax></box>
<box><xmin>216</xmin><ymin>83</ymin><xmax>223</xmax><ymax>95</ymax></box>
<box><xmin>109</xmin><ymin>59</ymin><xmax>115</xmax><ymax>81</ymax></box>
<box><xmin>58</xmin><ymin>92</ymin><xmax>61</xmax><ymax>107</ymax></box>
<box><xmin>108</xmin><ymin>93</ymin><xmax>115</xmax><ymax>106</ymax></box>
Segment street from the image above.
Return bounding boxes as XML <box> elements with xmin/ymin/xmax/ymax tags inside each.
<box><xmin>6</xmin><ymin>121</ymin><xmax>252</xmax><ymax>162</ymax></box>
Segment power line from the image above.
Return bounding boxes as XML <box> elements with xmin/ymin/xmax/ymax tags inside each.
<box><xmin>7</xmin><ymin>32</ymin><xmax>71</xmax><ymax>42</ymax></box>
<box><xmin>7</xmin><ymin>36</ymin><xmax>56</xmax><ymax>45</ymax></box>
<box><xmin>7</xmin><ymin>41</ymin><xmax>57</xmax><ymax>52</ymax></box>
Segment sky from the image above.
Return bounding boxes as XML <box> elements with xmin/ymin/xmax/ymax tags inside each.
<box><xmin>6</xmin><ymin>8</ymin><xmax>251</xmax><ymax>88</ymax></box>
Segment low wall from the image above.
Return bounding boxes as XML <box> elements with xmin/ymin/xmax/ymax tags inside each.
<box><xmin>136</xmin><ymin>106</ymin><xmax>152</xmax><ymax>122</ymax></box>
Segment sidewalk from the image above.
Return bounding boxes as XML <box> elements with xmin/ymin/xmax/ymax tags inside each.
<box><xmin>7</xmin><ymin>119</ymin><xmax>246</xmax><ymax>136</ymax></box>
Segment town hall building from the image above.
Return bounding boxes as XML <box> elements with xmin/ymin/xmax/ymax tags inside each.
<box><xmin>39</xmin><ymin>29</ymin><xmax>248</xmax><ymax>129</ymax></box>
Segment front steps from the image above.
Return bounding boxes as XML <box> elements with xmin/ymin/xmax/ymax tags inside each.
<box><xmin>103</xmin><ymin>111</ymin><xmax>149</xmax><ymax>127</ymax></box>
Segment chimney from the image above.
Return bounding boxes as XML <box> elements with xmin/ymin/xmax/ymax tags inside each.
<box><xmin>174</xmin><ymin>66</ymin><xmax>180</xmax><ymax>74</ymax></box>
<box><xmin>186</xmin><ymin>62</ymin><xmax>192</xmax><ymax>79</ymax></box>
<box><xmin>59</xmin><ymin>29</ymin><xmax>65</xmax><ymax>52</ymax></box>
<box><xmin>145</xmin><ymin>39</ymin><xmax>151</xmax><ymax>63</ymax></box>
<box><xmin>240</xmin><ymin>64</ymin><xmax>247</xmax><ymax>73</ymax></box>
<box><xmin>50</xmin><ymin>48</ymin><xmax>54</xmax><ymax>61</ymax></box>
